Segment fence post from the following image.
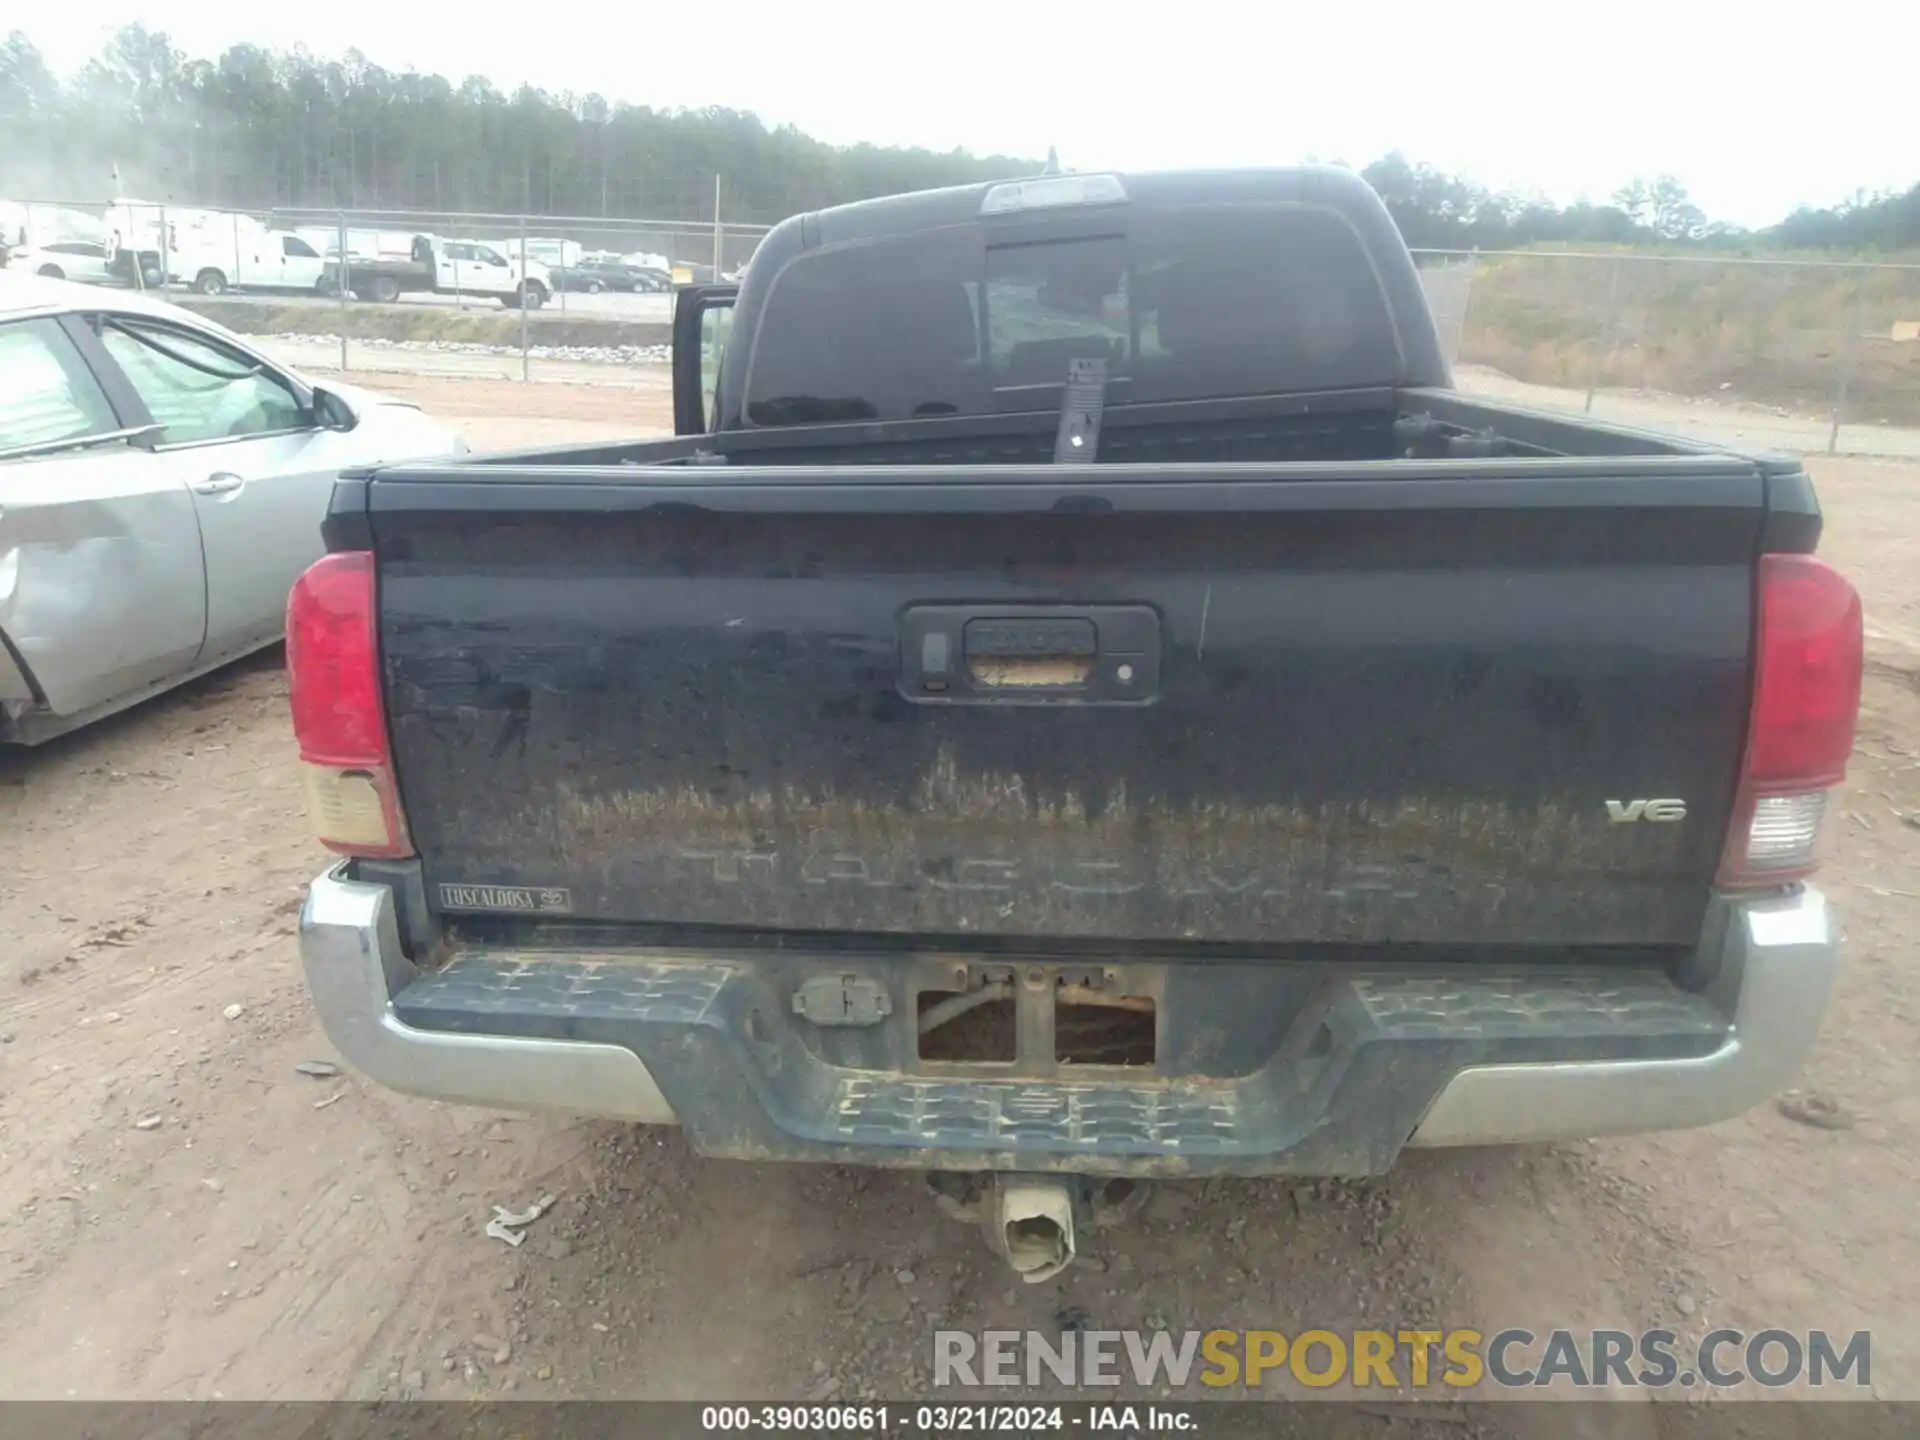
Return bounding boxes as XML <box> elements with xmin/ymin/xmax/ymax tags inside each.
<box><xmin>713</xmin><ymin>174</ymin><xmax>724</xmax><ymax>278</ymax></box>
<box><xmin>444</xmin><ymin>214</ymin><xmax>462</xmax><ymax>310</ymax></box>
<box><xmin>519</xmin><ymin>215</ymin><xmax>530</xmax><ymax>384</ymax></box>
<box><xmin>127</xmin><ymin>203</ymin><xmax>145</xmax><ymax>292</ymax></box>
<box><xmin>1585</xmin><ymin>258</ymin><xmax>1624</xmax><ymax>415</ymax></box>
<box><xmin>337</xmin><ymin>212</ymin><xmax>349</xmax><ymax>372</ymax></box>
<box><xmin>1462</xmin><ymin>247</ymin><xmax>1480</xmax><ymax>360</ymax></box>
<box><xmin>155</xmin><ymin>203</ymin><xmax>168</xmax><ymax>293</ymax></box>
<box><xmin>1827</xmin><ymin>266</ymin><xmax>1868</xmax><ymax>456</ymax></box>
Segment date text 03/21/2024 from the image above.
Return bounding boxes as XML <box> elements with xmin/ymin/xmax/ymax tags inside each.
<box><xmin>699</xmin><ymin>1405</ymin><xmax>1192</xmax><ymax>1432</ymax></box>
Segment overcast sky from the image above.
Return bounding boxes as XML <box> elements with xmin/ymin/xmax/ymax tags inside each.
<box><xmin>21</xmin><ymin>1</ymin><xmax>1913</xmax><ymax>228</ymax></box>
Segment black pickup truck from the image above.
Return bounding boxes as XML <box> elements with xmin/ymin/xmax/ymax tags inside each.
<box><xmin>292</xmin><ymin>168</ymin><xmax>1861</xmax><ymax>1279</ymax></box>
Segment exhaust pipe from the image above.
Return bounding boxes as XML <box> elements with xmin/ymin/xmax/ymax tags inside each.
<box><xmin>992</xmin><ymin>1179</ymin><xmax>1077</xmax><ymax>1283</ymax></box>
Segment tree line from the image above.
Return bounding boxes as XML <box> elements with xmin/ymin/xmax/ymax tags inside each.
<box><xmin>0</xmin><ymin>26</ymin><xmax>1034</xmax><ymax>224</ymax></box>
<box><xmin>3</xmin><ymin>26</ymin><xmax>1915</xmax><ymax>253</ymax></box>
<box><xmin>1356</xmin><ymin>153</ymin><xmax>1920</xmax><ymax>255</ymax></box>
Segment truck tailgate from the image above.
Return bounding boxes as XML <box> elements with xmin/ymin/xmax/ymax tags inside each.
<box><xmin>367</xmin><ymin>460</ymin><xmax>1763</xmax><ymax>948</ymax></box>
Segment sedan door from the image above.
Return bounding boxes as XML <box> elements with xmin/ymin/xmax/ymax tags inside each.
<box><xmin>89</xmin><ymin>313</ymin><xmax>343</xmax><ymax>664</ymax></box>
<box><xmin>0</xmin><ymin>315</ymin><xmax>206</xmax><ymax>718</ymax></box>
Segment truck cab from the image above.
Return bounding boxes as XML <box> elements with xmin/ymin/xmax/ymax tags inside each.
<box><xmin>435</xmin><ymin>238</ymin><xmax>552</xmax><ymax>307</ymax></box>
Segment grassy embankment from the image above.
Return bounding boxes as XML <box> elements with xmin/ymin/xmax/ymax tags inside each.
<box><xmin>1454</xmin><ymin>248</ymin><xmax>1920</xmax><ymax>424</ymax></box>
<box><xmin>172</xmin><ymin>296</ymin><xmax>670</xmax><ymax>351</ymax></box>
<box><xmin>173</xmin><ymin>257</ymin><xmax>1920</xmax><ymax>425</ymax></box>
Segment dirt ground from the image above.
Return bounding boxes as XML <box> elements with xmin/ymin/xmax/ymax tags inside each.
<box><xmin>1</xmin><ymin>373</ymin><xmax>1916</xmax><ymax>1423</ymax></box>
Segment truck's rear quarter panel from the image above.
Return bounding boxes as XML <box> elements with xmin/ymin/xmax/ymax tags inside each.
<box><xmin>372</xmin><ymin>461</ymin><xmax>1760</xmax><ymax>950</ymax></box>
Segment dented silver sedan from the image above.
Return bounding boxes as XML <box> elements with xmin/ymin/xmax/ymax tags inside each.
<box><xmin>0</xmin><ymin>272</ymin><xmax>463</xmax><ymax>744</ymax></box>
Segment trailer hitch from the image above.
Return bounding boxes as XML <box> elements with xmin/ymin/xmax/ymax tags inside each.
<box><xmin>925</xmin><ymin>1172</ymin><xmax>1149</xmax><ymax>1281</ymax></box>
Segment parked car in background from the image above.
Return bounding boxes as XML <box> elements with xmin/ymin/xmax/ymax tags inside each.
<box><xmin>556</xmin><ymin>261</ymin><xmax>629</xmax><ymax>293</ymax></box>
<box><xmin>552</xmin><ymin>259</ymin><xmax>669</xmax><ymax>294</ymax></box>
<box><xmin>4</xmin><ymin>240</ymin><xmax>166</xmax><ymax>292</ymax></box>
<box><xmin>551</xmin><ymin>262</ymin><xmax>615</xmax><ymax>294</ymax></box>
<box><xmin>11</xmin><ymin>241</ymin><xmax>117</xmax><ymax>285</ymax></box>
<box><xmin>0</xmin><ymin>272</ymin><xmax>466</xmax><ymax>744</ymax></box>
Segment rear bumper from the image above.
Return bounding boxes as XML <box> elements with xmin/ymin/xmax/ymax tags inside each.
<box><xmin>298</xmin><ymin>867</ymin><xmax>675</xmax><ymax>1124</ymax></box>
<box><xmin>298</xmin><ymin>867</ymin><xmax>1838</xmax><ymax>1173</ymax></box>
<box><xmin>1404</xmin><ymin>887</ymin><xmax>1836</xmax><ymax>1147</ymax></box>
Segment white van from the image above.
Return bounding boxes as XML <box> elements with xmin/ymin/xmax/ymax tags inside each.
<box><xmin>176</xmin><ymin>225</ymin><xmax>330</xmax><ymax>295</ymax></box>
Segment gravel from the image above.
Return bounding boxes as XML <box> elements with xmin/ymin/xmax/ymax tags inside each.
<box><xmin>270</xmin><ymin>331</ymin><xmax>669</xmax><ymax>366</ymax></box>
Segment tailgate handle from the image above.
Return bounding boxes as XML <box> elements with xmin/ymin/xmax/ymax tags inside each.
<box><xmin>964</xmin><ymin>618</ymin><xmax>1098</xmax><ymax>688</ymax></box>
<box><xmin>900</xmin><ymin>605</ymin><xmax>1159</xmax><ymax>705</ymax></box>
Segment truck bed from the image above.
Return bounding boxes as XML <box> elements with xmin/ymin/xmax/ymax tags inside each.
<box><xmin>321</xmin><ymin>257</ymin><xmax>434</xmax><ymax>293</ymax></box>
<box><xmin>328</xmin><ymin>388</ymin><xmax>1817</xmax><ymax>953</ymax></box>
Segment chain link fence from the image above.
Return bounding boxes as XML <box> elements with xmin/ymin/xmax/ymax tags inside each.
<box><xmin>10</xmin><ymin>194</ymin><xmax>1919</xmax><ymax>457</ymax></box>
<box><xmin>4</xmin><ymin>196</ymin><xmax>769</xmax><ymax>387</ymax></box>
<box><xmin>244</xmin><ymin>208</ymin><xmax>770</xmax><ymax>387</ymax></box>
<box><xmin>1413</xmin><ymin>248</ymin><xmax>1920</xmax><ymax>460</ymax></box>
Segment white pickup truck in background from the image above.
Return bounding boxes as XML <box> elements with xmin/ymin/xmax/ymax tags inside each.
<box><xmin>316</xmin><ymin>234</ymin><xmax>554</xmax><ymax>307</ymax></box>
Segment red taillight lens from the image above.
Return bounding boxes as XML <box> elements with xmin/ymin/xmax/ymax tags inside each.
<box><xmin>288</xmin><ymin>552</ymin><xmax>383</xmax><ymax>765</ymax></box>
<box><xmin>1745</xmin><ymin>555</ymin><xmax>1863</xmax><ymax>788</ymax></box>
<box><xmin>1719</xmin><ymin>554</ymin><xmax>1862</xmax><ymax>887</ymax></box>
<box><xmin>286</xmin><ymin>551</ymin><xmax>413</xmax><ymax>858</ymax></box>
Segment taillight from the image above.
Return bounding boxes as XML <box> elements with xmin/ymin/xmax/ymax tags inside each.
<box><xmin>286</xmin><ymin>551</ymin><xmax>413</xmax><ymax>858</ymax></box>
<box><xmin>1719</xmin><ymin>554</ymin><xmax>1862</xmax><ymax>887</ymax></box>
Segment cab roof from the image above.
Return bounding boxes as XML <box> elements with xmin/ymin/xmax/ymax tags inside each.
<box><xmin>791</xmin><ymin>166</ymin><xmax>1401</xmax><ymax>248</ymax></box>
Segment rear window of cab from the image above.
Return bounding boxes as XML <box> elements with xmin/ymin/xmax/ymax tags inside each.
<box><xmin>742</xmin><ymin>204</ymin><xmax>1404</xmax><ymax>427</ymax></box>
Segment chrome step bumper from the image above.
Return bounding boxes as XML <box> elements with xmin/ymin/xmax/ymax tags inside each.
<box><xmin>298</xmin><ymin>868</ymin><xmax>676</xmax><ymax>1123</ymax></box>
<box><xmin>298</xmin><ymin>866</ymin><xmax>1838</xmax><ymax>1163</ymax></box>
<box><xmin>1405</xmin><ymin>886</ymin><xmax>1837</xmax><ymax>1146</ymax></box>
